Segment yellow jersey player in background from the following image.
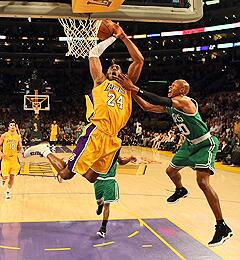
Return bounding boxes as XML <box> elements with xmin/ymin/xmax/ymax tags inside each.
<box><xmin>24</xmin><ymin>22</ymin><xmax>144</xmax><ymax>184</ymax></box>
<box><xmin>0</xmin><ymin>120</ymin><xmax>24</xmax><ymax>199</ymax></box>
<box><xmin>50</xmin><ymin>120</ymin><xmax>59</xmax><ymax>146</ymax></box>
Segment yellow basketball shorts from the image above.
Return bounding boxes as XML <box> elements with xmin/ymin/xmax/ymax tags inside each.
<box><xmin>50</xmin><ymin>134</ymin><xmax>57</xmax><ymax>142</ymax></box>
<box><xmin>1</xmin><ymin>157</ymin><xmax>20</xmax><ymax>176</ymax></box>
<box><xmin>67</xmin><ymin>123</ymin><xmax>121</xmax><ymax>175</ymax></box>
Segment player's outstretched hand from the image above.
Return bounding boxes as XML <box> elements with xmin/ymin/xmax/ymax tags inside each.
<box><xmin>114</xmin><ymin>73</ymin><xmax>139</xmax><ymax>93</ymax></box>
<box><xmin>112</xmin><ymin>23</ymin><xmax>126</xmax><ymax>40</ymax></box>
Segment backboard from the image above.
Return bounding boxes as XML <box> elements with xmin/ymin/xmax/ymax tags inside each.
<box><xmin>24</xmin><ymin>94</ymin><xmax>50</xmax><ymax>113</ymax></box>
<box><xmin>0</xmin><ymin>0</ymin><xmax>203</xmax><ymax>23</ymax></box>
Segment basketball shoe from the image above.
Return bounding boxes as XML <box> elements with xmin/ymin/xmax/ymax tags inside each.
<box><xmin>24</xmin><ymin>143</ymin><xmax>51</xmax><ymax>158</ymax></box>
<box><xmin>97</xmin><ymin>226</ymin><xmax>106</xmax><ymax>238</ymax></box>
<box><xmin>167</xmin><ymin>187</ymin><xmax>189</xmax><ymax>203</ymax></box>
<box><xmin>208</xmin><ymin>223</ymin><xmax>233</xmax><ymax>247</ymax></box>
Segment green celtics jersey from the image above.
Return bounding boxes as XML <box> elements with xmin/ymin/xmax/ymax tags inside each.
<box><xmin>97</xmin><ymin>161</ymin><xmax>117</xmax><ymax>179</ymax></box>
<box><xmin>166</xmin><ymin>99</ymin><xmax>209</xmax><ymax>141</ymax></box>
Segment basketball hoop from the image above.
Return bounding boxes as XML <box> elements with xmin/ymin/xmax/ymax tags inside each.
<box><xmin>58</xmin><ymin>18</ymin><xmax>101</xmax><ymax>59</ymax></box>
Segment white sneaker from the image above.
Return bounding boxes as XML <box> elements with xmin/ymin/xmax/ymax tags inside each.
<box><xmin>51</xmin><ymin>145</ymin><xmax>56</xmax><ymax>153</ymax></box>
<box><xmin>6</xmin><ymin>191</ymin><xmax>11</xmax><ymax>200</ymax></box>
<box><xmin>24</xmin><ymin>143</ymin><xmax>51</xmax><ymax>158</ymax></box>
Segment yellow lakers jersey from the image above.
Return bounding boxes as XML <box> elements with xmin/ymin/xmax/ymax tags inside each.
<box><xmin>85</xmin><ymin>79</ymin><xmax>132</xmax><ymax>135</ymax></box>
<box><xmin>51</xmin><ymin>124</ymin><xmax>58</xmax><ymax>135</ymax></box>
<box><xmin>3</xmin><ymin>131</ymin><xmax>20</xmax><ymax>158</ymax></box>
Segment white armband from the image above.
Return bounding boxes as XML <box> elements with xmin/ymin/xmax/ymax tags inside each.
<box><xmin>89</xmin><ymin>36</ymin><xmax>116</xmax><ymax>58</ymax></box>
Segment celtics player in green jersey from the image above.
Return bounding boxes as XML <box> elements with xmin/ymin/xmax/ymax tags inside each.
<box><xmin>94</xmin><ymin>154</ymin><xmax>136</xmax><ymax>238</ymax></box>
<box><xmin>114</xmin><ymin>73</ymin><xmax>233</xmax><ymax>247</ymax></box>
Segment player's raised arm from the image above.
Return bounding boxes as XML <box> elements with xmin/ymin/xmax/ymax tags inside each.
<box><xmin>89</xmin><ymin>36</ymin><xmax>117</xmax><ymax>87</ymax></box>
<box><xmin>113</xmin><ymin>24</ymin><xmax>144</xmax><ymax>84</ymax></box>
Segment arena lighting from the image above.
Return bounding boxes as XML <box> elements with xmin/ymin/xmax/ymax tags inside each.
<box><xmin>149</xmin><ymin>80</ymin><xmax>168</xmax><ymax>83</ymax></box>
<box><xmin>59</xmin><ymin>36</ymin><xmax>67</xmax><ymax>41</ymax></box>
<box><xmin>132</xmin><ymin>22</ymin><xmax>240</xmax><ymax>39</ymax></box>
<box><xmin>182</xmin><ymin>42</ymin><xmax>239</xmax><ymax>52</ymax></box>
<box><xmin>205</xmin><ymin>0</ymin><xmax>220</xmax><ymax>5</ymax></box>
<box><xmin>58</xmin><ymin>36</ymin><xmax>84</xmax><ymax>41</ymax></box>
<box><xmin>217</xmin><ymin>43</ymin><xmax>233</xmax><ymax>49</ymax></box>
<box><xmin>182</xmin><ymin>47</ymin><xmax>195</xmax><ymax>52</ymax></box>
<box><xmin>147</xmin><ymin>33</ymin><xmax>161</xmax><ymax>38</ymax></box>
<box><xmin>161</xmin><ymin>31</ymin><xmax>183</xmax><ymax>37</ymax></box>
<box><xmin>0</xmin><ymin>35</ymin><xmax>6</xmax><ymax>39</ymax></box>
<box><xmin>133</xmin><ymin>34</ymin><xmax>147</xmax><ymax>39</ymax></box>
<box><xmin>183</xmin><ymin>27</ymin><xmax>204</xmax><ymax>35</ymax></box>
<box><xmin>205</xmin><ymin>22</ymin><xmax>240</xmax><ymax>32</ymax></box>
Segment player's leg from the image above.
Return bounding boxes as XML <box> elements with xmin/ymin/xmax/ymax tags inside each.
<box><xmin>166</xmin><ymin>165</ymin><xmax>189</xmax><ymax>203</ymax></box>
<box><xmin>97</xmin><ymin>180</ymin><xmax>119</xmax><ymax>238</ymax></box>
<box><xmin>196</xmin><ymin>169</ymin><xmax>233</xmax><ymax>246</ymax></box>
<box><xmin>24</xmin><ymin>143</ymin><xmax>75</xmax><ymax>180</ymax></box>
<box><xmin>192</xmin><ymin>136</ymin><xmax>233</xmax><ymax>246</ymax></box>
<box><xmin>166</xmin><ymin>165</ymin><xmax>183</xmax><ymax>189</ymax></box>
<box><xmin>1</xmin><ymin>175</ymin><xmax>8</xmax><ymax>187</ymax></box>
<box><xmin>166</xmin><ymin>141</ymin><xmax>190</xmax><ymax>203</ymax></box>
<box><xmin>6</xmin><ymin>161</ymin><xmax>21</xmax><ymax>199</ymax></box>
<box><xmin>24</xmin><ymin>124</ymin><xmax>100</xmax><ymax>183</ymax></box>
<box><xmin>192</xmin><ymin>137</ymin><xmax>222</xmax><ymax>218</ymax></box>
<box><xmin>6</xmin><ymin>174</ymin><xmax>14</xmax><ymax>199</ymax></box>
<box><xmin>97</xmin><ymin>203</ymin><xmax>110</xmax><ymax>238</ymax></box>
<box><xmin>96</xmin><ymin>199</ymin><xmax>104</xmax><ymax>215</ymax></box>
<box><xmin>1</xmin><ymin>160</ymin><xmax>11</xmax><ymax>198</ymax></box>
<box><xmin>94</xmin><ymin>179</ymin><xmax>104</xmax><ymax>215</ymax></box>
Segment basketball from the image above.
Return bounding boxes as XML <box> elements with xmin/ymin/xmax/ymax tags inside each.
<box><xmin>97</xmin><ymin>20</ymin><xmax>115</xmax><ymax>40</ymax></box>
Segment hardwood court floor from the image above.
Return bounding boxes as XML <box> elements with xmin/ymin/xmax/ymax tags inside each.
<box><xmin>0</xmin><ymin>146</ymin><xmax>239</xmax><ymax>259</ymax></box>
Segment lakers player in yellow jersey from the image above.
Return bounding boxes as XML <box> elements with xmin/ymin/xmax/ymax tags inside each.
<box><xmin>50</xmin><ymin>120</ymin><xmax>59</xmax><ymax>146</ymax></box>
<box><xmin>24</xmin><ymin>23</ymin><xmax>144</xmax><ymax>183</ymax></box>
<box><xmin>0</xmin><ymin>120</ymin><xmax>23</xmax><ymax>199</ymax></box>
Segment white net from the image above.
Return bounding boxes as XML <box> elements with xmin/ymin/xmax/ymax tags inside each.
<box><xmin>33</xmin><ymin>103</ymin><xmax>40</xmax><ymax>115</ymax></box>
<box><xmin>58</xmin><ymin>18</ymin><xmax>101</xmax><ymax>59</ymax></box>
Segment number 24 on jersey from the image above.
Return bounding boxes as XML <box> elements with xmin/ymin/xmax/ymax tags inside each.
<box><xmin>107</xmin><ymin>93</ymin><xmax>123</xmax><ymax>110</ymax></box>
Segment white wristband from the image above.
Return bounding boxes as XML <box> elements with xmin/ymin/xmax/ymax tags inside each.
<box><xmin>89</xmin><ymin>36</ymin><xmax>116</xmax><ymax>58</ymax></box>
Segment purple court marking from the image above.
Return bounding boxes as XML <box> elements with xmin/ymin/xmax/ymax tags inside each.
<box><xmin>54</xmin><ymin>147</ymin><xmax>63</xmax><ymax>153</ymax></box>
<box><xmin>60</xmin><ymin>146</ymin><xmax>73</xmax><ymax>153</ymax></box>
<box><xmin>0</xmin><ymin>219</ymin><xmax>221</xmax><ymax>260</ymax></box>
<box><xmin>144</xmin><ymin>219</ymin><xmax>221</xmax><ymax>260</ymax></box>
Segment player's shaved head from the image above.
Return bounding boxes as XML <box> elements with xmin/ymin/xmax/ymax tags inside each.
<box><xmin>176</xmin><ymin>79</ymin><xmax>190</xmax><ymax>95</ymax></box>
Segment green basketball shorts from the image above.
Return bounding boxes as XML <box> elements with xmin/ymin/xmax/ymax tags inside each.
<box><xmin>94</xmin><ymin>179</ymin><xmax>119</xmax><ymax>203</ymax></box>
<box><xmin>170</xmin><ymin>135</ymin><xmax>219</xmax><ymax>174</ymax></box>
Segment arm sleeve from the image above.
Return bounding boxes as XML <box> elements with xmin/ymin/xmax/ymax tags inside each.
<box><xmin>89</xmin><ymin>36</ymin><xmax>116</xmax><ymax>58</ymax></box>
<box><xmin>137</xmin><ymin>89</ymin><xmax>172</xmax><ymax>107</ymax></box>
